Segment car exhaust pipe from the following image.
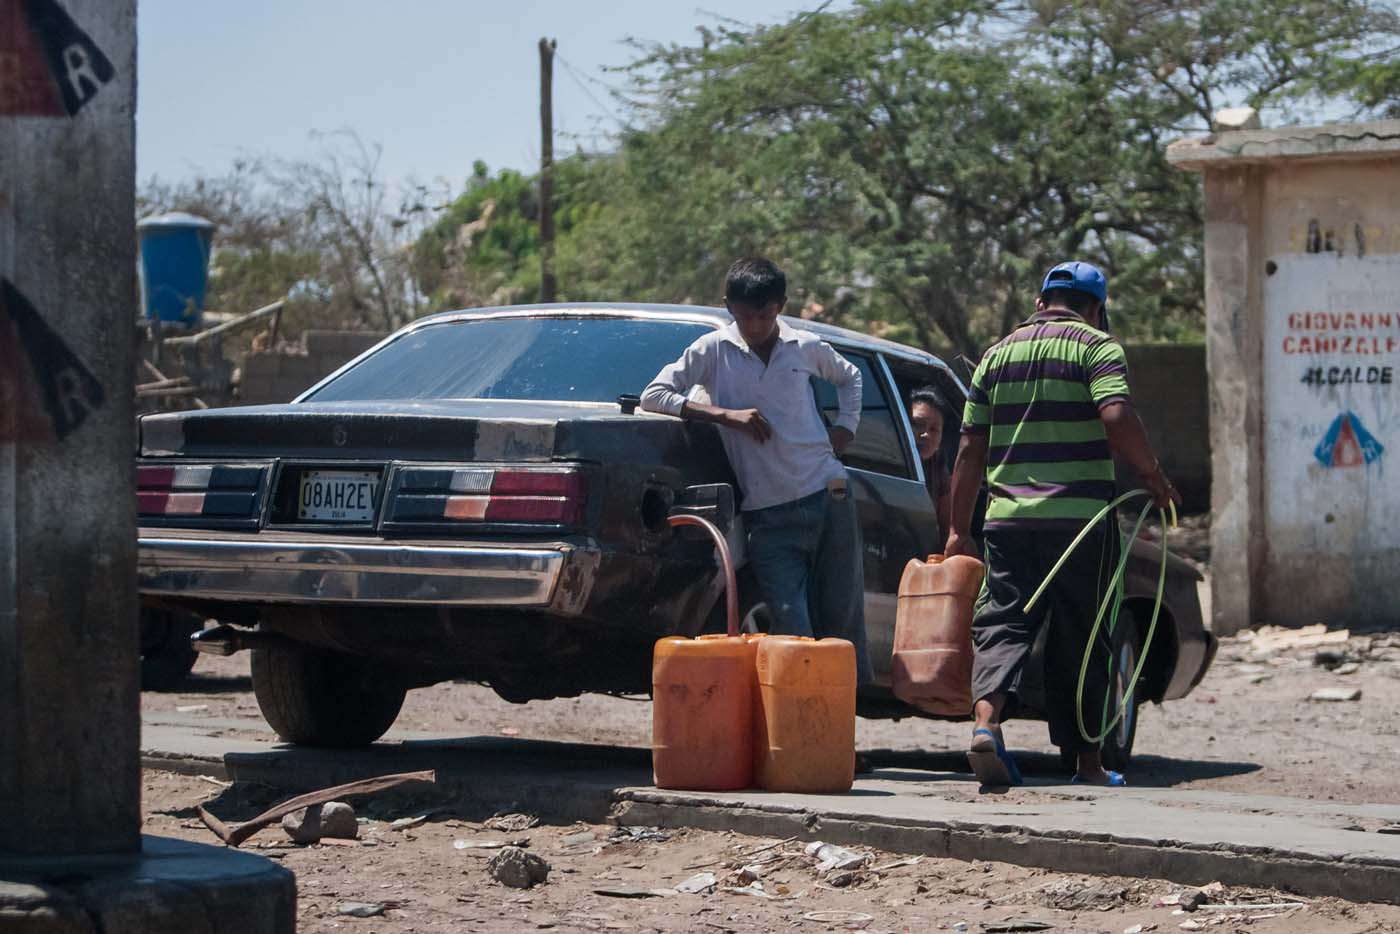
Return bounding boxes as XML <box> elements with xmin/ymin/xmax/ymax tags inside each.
<box><xmin>191</xmin><ymin>624</ymin><xmax>298</xmax><ymax>657</ymax></box>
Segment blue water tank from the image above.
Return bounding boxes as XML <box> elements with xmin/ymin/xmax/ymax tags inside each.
<box><xmin>137</xmin><ymin>212</ymin><xmax>216</xmax><ymax>329</ymax></box>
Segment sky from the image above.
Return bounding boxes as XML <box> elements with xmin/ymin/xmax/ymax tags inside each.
<box><xmin>136</xmin><ymin>1</ymin><xmax>844</xmax><ymax>190</ymax></box>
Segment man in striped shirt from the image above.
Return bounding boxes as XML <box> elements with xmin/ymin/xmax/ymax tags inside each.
<box><xmin>946</xmin><ymin>261</ymin><xmax>1179</xmax><ymax>787</ymax></box>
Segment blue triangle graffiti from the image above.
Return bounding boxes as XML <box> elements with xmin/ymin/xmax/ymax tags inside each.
<box><xmin>1313</xmin><ymin>411</ymin><xmax>1385</xmax><ymax>468</ymax></box>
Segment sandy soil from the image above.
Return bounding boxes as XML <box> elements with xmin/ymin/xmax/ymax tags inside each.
<box><xmin>146</xmin><ymin>624</ymin><xmax>1400</xmax><ymax>805</ymax></box>
<box><xmin>143</xmin><ymin>769</ymin><xmax>1400</xmax><ymax>934</ymax></box>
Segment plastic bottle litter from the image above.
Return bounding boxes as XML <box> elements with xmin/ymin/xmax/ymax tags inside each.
<box><xmin>804</xmin><ymin>840</ymin><xmax>869</xmax><ymax>872</ymax></box>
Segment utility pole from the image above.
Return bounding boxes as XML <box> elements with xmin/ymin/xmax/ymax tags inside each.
<box><xmin>539</xmin><ymin>37</ymin><xmax>557</xmax><ymax>303</ymax></box>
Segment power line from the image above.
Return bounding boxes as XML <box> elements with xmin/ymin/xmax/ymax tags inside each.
<box><xmin>555</xmin><ymin>52</ymin><xmax>625</xmax><ymax>126</ymax></box>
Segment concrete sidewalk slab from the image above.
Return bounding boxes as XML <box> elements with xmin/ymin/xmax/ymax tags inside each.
<box><xmin>141</xmin><ymin>715</ymin><xmax>1400</xmax><ymax>905</ymax></box>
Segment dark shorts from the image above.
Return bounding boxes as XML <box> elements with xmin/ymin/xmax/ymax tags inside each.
<box><xmin>971</xmin><ymin>522</ymin><xmax>1119</xmax><ymax>754</ymax></box>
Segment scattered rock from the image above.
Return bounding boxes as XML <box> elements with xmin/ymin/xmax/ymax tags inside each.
<box><xmin>1334</xmin><ymin>662</ymin><xmax>1361</xmax><ymax>676</ymax></box>
<box><xmin>337</xmin><ymin>902</ymin><xmax>385</xmax><ymax>918</ymax></box>
<box><xmin>1313</xmin><ymin>649</ymin><xmax>1352</xmax><ymax>670</ymax></box>
<box><xmin>1309</xmin><ymin>687</ymin><xmax>1362</xmax><ymax>702</ymax></box>
<box><xmin>282</xmin><ymin>802</ymin><xmax>358</xmax><ymax>844</ymax></box>
<box><xmin>487</xmin><ymin>845</ymin><xmax>550</xmax><ymax>889</ymax></box>
<box><xmin>390</xmin><ymin>815</ymin><xmax>428</xmax><ymax>831</ymax></box>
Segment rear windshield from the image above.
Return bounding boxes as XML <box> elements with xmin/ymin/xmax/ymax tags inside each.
<box><xmin>306</xmin><ymin>316</ymin><xmax>712</xmax><ymax>403</ymax></box>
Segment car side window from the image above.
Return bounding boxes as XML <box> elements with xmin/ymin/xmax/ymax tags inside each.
<box><xmin>810</xmin><ymin>350</ymin><xmax>914</xmax><ymax>479</ymax></box>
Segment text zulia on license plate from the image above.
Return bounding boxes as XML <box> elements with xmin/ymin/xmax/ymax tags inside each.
<box><xmin>298</xmin><ymin>470</ymin><xmax>378</xmax><ymax>522</ymax></box>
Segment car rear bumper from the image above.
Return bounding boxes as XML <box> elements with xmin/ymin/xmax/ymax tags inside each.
<box><xmin>137</xmin><ymin>530</ymin><xmax>573</xmax><ymax>607</ymax></box>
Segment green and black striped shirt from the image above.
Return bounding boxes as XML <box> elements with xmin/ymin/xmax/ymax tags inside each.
<box><xmin>961</xmin><ymin>311</ymin><xmax>1130</xmax><ymax>529</ymax></box>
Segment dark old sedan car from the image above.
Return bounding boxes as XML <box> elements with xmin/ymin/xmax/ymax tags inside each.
<box><xmin>136</xmin><ymin>304</ymin><xmax>1215</xmax><ymax>766</ymax></box>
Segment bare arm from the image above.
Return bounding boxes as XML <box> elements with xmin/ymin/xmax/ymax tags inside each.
<box><xmin>640</xmin><ymin>340</ymin><xmax>774</xmax><ymax>443</ymax></box>
<box><xmin>1100</xmin><ymin>400</ymin><xmax>1180</xmax><ymax>508</ymax></box>
<box><xmin>679</xmin><ymin>399</ymin><xmax>773</xmax><ymax>442</ymax></box>
<box><xmin>944</xmin><ymin>432</ymin><xmax>989</xmax><ymax>558</ymax></box>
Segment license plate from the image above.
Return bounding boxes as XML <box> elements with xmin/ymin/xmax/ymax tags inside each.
<box><xmin>298</xmin><ymin>470</ymin><xmax>378</xmax><ymax>522</ymax></box>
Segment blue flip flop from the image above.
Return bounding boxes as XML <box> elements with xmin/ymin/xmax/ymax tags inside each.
<box><xmin>1071</xmin><ymin>770</ymin><xmax>1127</xmax><ymax>786</ymax></box>
<box><xmin>967</xmin><ymin>728</ymin><xmax>1023</xmax><ymax>787</ymax></box>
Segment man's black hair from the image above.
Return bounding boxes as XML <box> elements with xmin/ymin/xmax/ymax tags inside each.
<box><xmin>909</xmin><ymin>384</ymin><xmax>951</xmax><ymax>415</ymax></box>
<box><xmin>1040</xmin><ymin>287</ymin><xmax>1101</xmax><ymax>317</ymax></box>
<box><xmin>725</xmin><ymin>257</ymin><xmax>787</xmax><ymax>307</ymax></box>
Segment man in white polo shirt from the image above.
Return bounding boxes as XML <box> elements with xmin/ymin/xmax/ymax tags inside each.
<box><xmin>641</xmin><ymin>257</ymin><xmax>872</xmax><ymax>684</ymax></box>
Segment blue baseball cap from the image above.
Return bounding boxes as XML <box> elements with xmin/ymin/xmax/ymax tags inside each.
<box><xmin>1041</xmin><ymin>261</ymin><xmax>1107</xmax><ymax>303</ymax></box>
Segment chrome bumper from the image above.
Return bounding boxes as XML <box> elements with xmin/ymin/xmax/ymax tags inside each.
<box><xmin>138</xmin><ymin>533</ymin><xmax>567</xmax><ymax>607</ymax></box>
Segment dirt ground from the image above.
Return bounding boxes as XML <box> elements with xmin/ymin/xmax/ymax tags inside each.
<box><xmin>146</xmin><ymin>614</ymin><xmax>1400</xmax><ymax>806</ymax></box>
<box><xmin>144</xmin><ymin>769</ymin><xmax>1400</xmax><ymax>934</ymax></box>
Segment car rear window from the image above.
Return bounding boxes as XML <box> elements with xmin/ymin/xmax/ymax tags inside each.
<box><xmin>305</xmin><ymin>316</ymin><xmax>712</xmax><ymax>404</ymax></box>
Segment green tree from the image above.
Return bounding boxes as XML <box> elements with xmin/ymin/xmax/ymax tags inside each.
<box><xmin>592</xmin><ymin>0</ymin><xmax>1400</xmax><ymax>355</ymax></box>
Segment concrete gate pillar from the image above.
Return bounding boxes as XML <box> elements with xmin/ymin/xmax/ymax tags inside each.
<box><xmin>1169</xmin><ymin>120</ymin><xmax>1400</xmax><ymax>634</ymax></box>
<box><xmin>1</xmin><ymin>1</ymin><xmax>293</xmax><ymax>929</ymax></box>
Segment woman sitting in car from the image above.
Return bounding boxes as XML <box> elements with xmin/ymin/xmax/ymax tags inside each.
<box><xmin>909</xmin><ymin>385</ymin><xmax>954</xmax><ymax>548</ymax></box>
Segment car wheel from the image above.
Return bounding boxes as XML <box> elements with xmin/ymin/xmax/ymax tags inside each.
<box><xmin>140</xmin><ymin>608</ymin><xmax>201</xmax><ymax>691</ymax></box>
<box><xmin>1101</xmin><ymin>614</ymin><xmax>1144</xmax><ymax>773</ymax></box>
<box><xmin>250</xmin><ymin>646</ymin><xmax>406</xmax><ymax>747</ymax></box>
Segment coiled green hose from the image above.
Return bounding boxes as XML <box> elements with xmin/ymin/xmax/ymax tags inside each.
<box><xmin>1022</xmin><ymin>489</ymin><xmax>1177</xmax><ymax>744</ymax></box>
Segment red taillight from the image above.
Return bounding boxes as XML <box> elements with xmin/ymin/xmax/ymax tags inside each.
<box><xmin>136</xmin><ymin>462</ymin><xmax>267</xmax><ymax>521</ymax></box>
<box><xmin>490</xmin><ymin>470</ymin><xmax>586</xmax><ymax>498</ymax></box>
<box><xmin>437</xmin><ymin>469</ymin><xmax>585</xmax><ymax>525</ymax></box>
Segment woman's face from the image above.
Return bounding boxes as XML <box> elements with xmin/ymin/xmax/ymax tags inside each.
<box><xmin>910</xmin><ymin>401</ymin><xmax>944</xmax><ymax>461</ymax></box>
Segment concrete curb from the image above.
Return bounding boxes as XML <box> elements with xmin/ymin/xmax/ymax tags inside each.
<box><xmin>139</xmin><ymin>721</ymin><xmax>1400</xmax><ymax>906</ymax></box>
<box><xmin>613</xmin><ymin>790</ymin><xmax>1400</xmax><ymax>905</ymax></box>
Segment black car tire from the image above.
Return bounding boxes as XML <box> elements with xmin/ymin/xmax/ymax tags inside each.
<box><xmin>140</xmin><ymin>608</ymin><xmax>201</xmax><ymax>691</ymax></box>
<box><xmin>1056</xmin><ymin>612</ymin><xmax>1143</xmax><ymax>774</ymax></box>
<box><xmin>250</xmin><ymin>646</ymin><xmax>406</xmax><ymax>747</ymax></box>
<box><xmin>1101</xmin><ymin>613</ymin><xmax>1144</xmax><ymax>773</ymax></box>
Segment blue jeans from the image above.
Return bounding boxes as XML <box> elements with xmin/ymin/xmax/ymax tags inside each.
<box><xmin>744</xmin><ymin>487</ymin><xmax>873</xmax><ymax>685</ymax></box>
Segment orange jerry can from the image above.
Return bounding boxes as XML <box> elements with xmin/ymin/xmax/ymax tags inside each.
<box><xmin>652</xmin><ymin>634</ymin><xmax>758</xmax><ymax>791</ymax></box>
<box><xmin>755</xmin><ymin>636</ymin><xmax>857</xmax><ymax>793</ymax></box>
<box><xmin>891</xmin><ymin>554</ymin><xmax>985</xmax><ymax>717</ymax></box>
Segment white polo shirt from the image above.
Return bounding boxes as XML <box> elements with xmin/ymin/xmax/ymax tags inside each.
<box><xmin>641</xmin><ymin>320</ymin><xmax>862</xmax><ymax>511</ymax></box>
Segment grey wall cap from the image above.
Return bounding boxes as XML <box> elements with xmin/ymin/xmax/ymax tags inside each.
<box><xmin>137</xmin><ymin>211</ymin><xmax>217</xmax><ymax>230</ymax></box>
<box><xmin>1166</xmin><ymin>119</ymin><xmax>1400</xmax><ymax>171</ymax></box>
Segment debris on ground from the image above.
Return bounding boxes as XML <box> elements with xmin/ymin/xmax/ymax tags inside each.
<box><xmin>282</xmin><ymin>801</ymin><xmax>358</xmax><ymax>844</ymax></box>
<box><xmin>803</xmin><ymin>910</ymin><xmax>875</xmax><ymax>925</ymax></box>
<box><xmin>1037</xmin><ymin>879</ymin><xmax>1130</xmax><ymax>911</ymax></box>
<box><xmin>593</xmin><ymin>885</ymin><xmax>677</xmax><ymax>899</ymax></box>
<box><xmin>196</xmin><ymin>769</ymin><xmax>437</xmax><ymax>847</ymax></box>
<box><xmin>608</xmin><ymin>826</ymin><xmax>672</xmax><ymax>845</ymax></box>
<box><xmin>389</xmin><ymin>814</ymin><xmax>428</xmax><ymax>831</ymax></box>
<box><xmin>337</xmin><ymin>902</ymin><xmax>386</xmax><ymax>918</ymax></box>
<box><xmin>485</xmin><ymin>812</ymin><xmax>540</xmax><ymax>832</ymax></box>
<box><xmin>487</xmin><ymin>845</ymin><xmax>551</xmax><ymax>889</ymax></box>
<box><xmin>1243</xmin><ymin>624</ymin><xmax>1351</xmax><ymax>653</ymax></box>
<box><xmin>1309</xmin><ymin>687</ymin><xmax>1362</xmax><ymax>702</ymax></box>
<box><xmin>982</xmin><ymin>922</ymin><xmax>1055</xmax><ymax>933</ymax></box>
<box><xmin>454</xmin><ymin>837</ymin><xmax>530</xmax><ymax>851</ymax></box>
<box><xmin>673</xmin><ymin>871</ymin><xmax>717</xmax><ymax>894</ymax></box>
<box><xmin>805</xmin><ymin>841</ymin><xmax>871</xmax><ymax>872</ymax></box>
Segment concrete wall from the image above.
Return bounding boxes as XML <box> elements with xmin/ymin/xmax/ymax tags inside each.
<box><xmin>238</xmin><ymin>329</ymin><xmax>387</xmax><ymax>405</ymax></box>
<box><xmin>1170</xmin><ymin>120</ymin><xmax>1400</xmax><ymax>633</ymax></box>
